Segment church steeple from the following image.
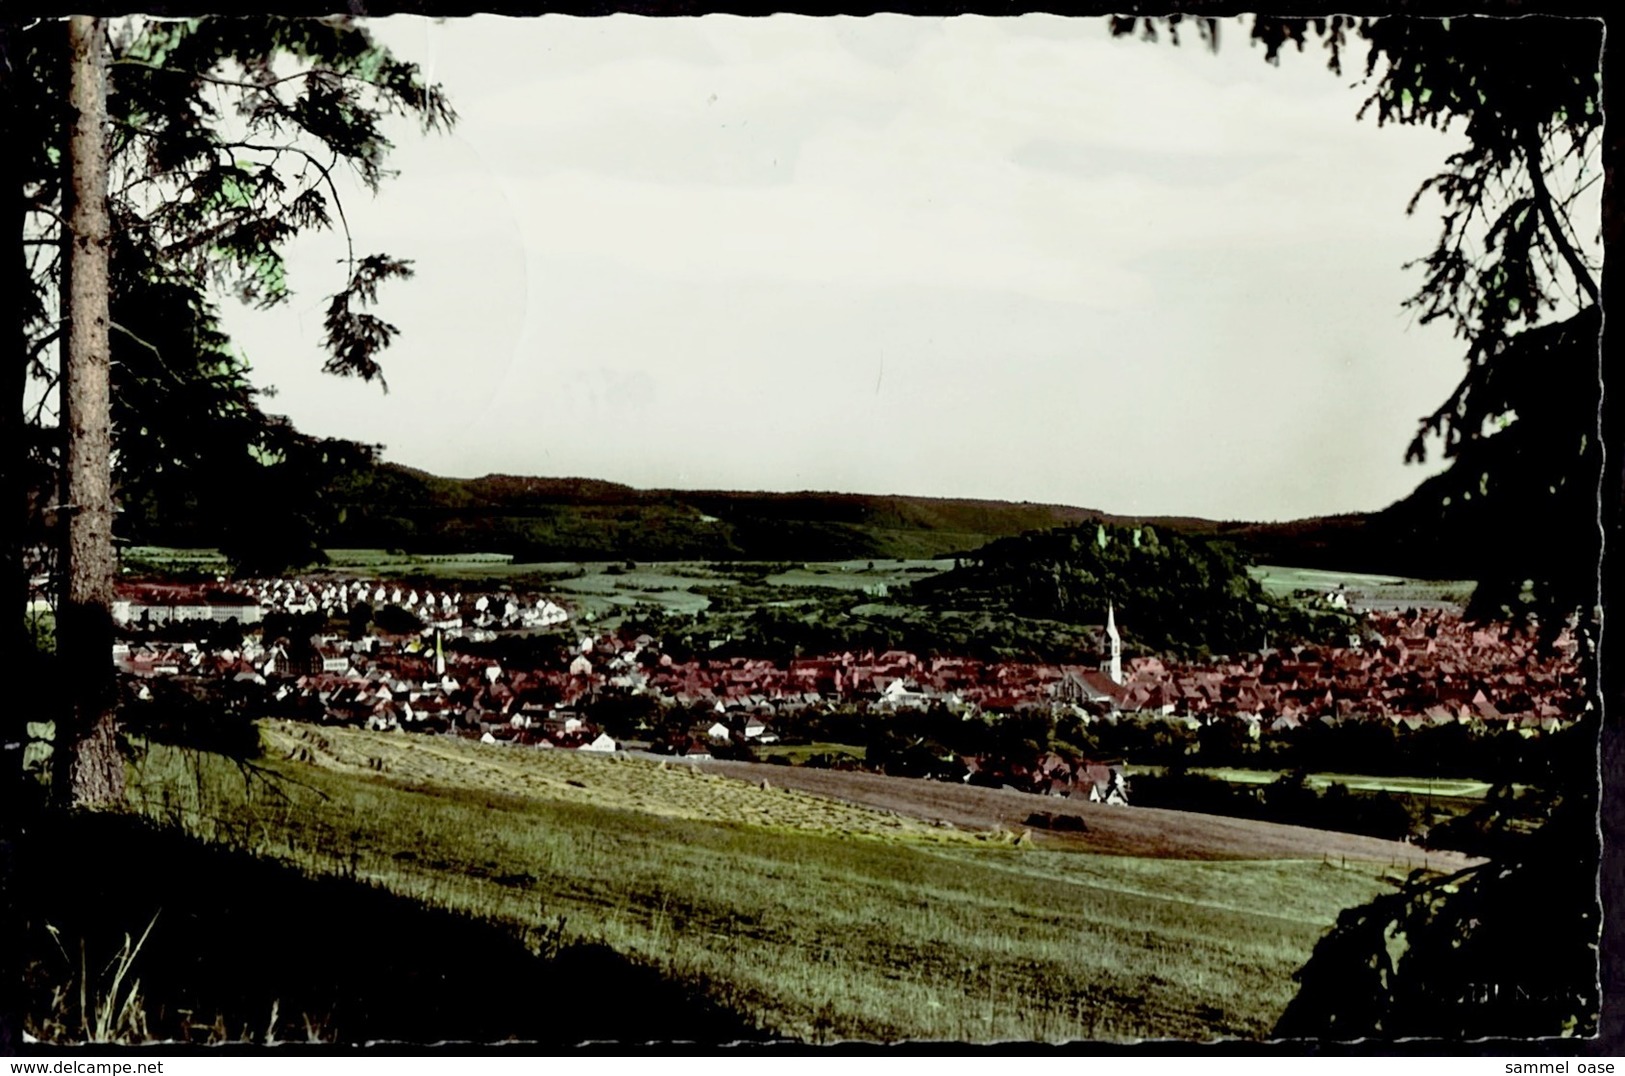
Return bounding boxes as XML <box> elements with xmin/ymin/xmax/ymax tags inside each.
<box><xmin>1103</xmin><ymin>602</ymin><xmax>1123</xmax><ymax>686</ymax></box>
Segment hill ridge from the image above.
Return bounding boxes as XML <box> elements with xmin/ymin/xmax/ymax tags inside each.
<box><xmin>130</xmin><ymin>453</ymin><xmax>1468</xmax><ymax>579</ymax></box>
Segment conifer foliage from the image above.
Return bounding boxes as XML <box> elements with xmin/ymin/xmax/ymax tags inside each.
<box><xmin>8</xmin><ymin>16</ymin><xmax>455</xmax><ymax>805</ymax></box>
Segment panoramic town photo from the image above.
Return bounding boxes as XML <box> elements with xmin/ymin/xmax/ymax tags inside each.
<box><xmin>7</xmin><ymin>10</ymin><xmax>1607</xmax><ymax>1047</ymax></box>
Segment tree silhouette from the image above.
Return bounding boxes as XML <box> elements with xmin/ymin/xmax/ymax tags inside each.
<box><xmin>9</xmin><ymin>15</ymin><xmax>455</xmax><ymax>805</ymax></box>
<box><xmin>1111</xmin><ymin>14</ymin><xmax>1603</xmax><ymax>636</ymax></box>
<box><xmin>1112</xmin><ymin>13</ymin><xmax>1607</xmax><ymax>1039</ymax></box>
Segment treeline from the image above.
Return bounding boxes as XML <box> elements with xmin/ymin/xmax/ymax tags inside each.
<box><xmin>1130</xmin><ymin>768</ymin><xmax>1420</xmax><ymax>843</ymax></box>
<box><xmin>1130</xmin><ymin>751</ymin><xmax>1581</xmax><ymax>855</ymax></box>
<box><xmin>620</xmin><ymin>598</ymin><xmax>1116</xmax><ymax>665</ymax></box>
<box><xmin>258</xmin><ymin>463</ymin><xmax>1044</xmax><ymax>563</ymax></box>
<box><xmin>1154</xmin><ymin>713</ymin><xmax>1596</xmax><ymax>787</ymax></box>
<box><xmin>724</xmin><ymin>701</ymin><xmax>1589</xmax><ymax>795</ymax></box>
<box><xmin>317</xmin><ymin>470</ymin><xmax>1118</xmax><ymax>562</ymax></box>
<box><xmin>114</xmin><ymin>450</ymin><xmax>1453</xmax><ymax>579</ymax></box>
<box><xmin>579</xmin><ymin>696</ymin><xmax>1590</xmax><ymax>796</ymax></box>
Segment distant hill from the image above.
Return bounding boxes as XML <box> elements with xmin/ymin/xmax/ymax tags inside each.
<box><xmin>320</xmin><ymin>462</ymin><xmax>1154</xmax><ymax>562</ymax></box>
<box><xmin>314</xmin><ymin>461</ymin><xmax>1486</xmax><ymax>571</ymax></box>
<box><xmin>320</xmin><ymin>461</ymin><xmax>1493</xmax><ymax>579</ymax></box>
<box><xmin>123</xmin><ymin>451</ymin><xmax>1478</xmax><ymax>578</ymax></box>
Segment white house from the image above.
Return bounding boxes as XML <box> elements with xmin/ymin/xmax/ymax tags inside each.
<box><xmin>879</xmin><ymin>678</ymin><xmax>929</xmax><ymax>710</ymax></box>
<box><xmin>1081</xmin><ymin>763</ymin><xmax>1130</xmax><ymax>806</ymax></box>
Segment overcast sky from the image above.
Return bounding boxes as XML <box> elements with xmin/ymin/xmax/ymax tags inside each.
<box><xmin>217</xmin><ymin>14</ymin><xmax>1487</xmax><ymax>523</ymax></box>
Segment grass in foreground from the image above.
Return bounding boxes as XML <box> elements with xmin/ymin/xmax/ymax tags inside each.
<box><xmin>19</xmin><ymin>810</ymin><xmax>754</xmax><ymax>1045</ymax></box>
<box><xmin>125</xmin><ymin>725</ymin><xmax>1395</xmax><ymax>1042</ymax></box>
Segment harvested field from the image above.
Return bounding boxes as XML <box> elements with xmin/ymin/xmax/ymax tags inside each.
<box><xmin>263</xmin><ymin>722</ymin><xmax>983</xmax><ymax>847</ymax></box>
<box><xmin>685</xmin><ymin>758</ymin><xmax>1482</xmax><ymax>870</ymax></box>
<box><xmin>127</xmin><ymin>728</ymin><xmax>1408</xmax><ymax>1042</ymax></box>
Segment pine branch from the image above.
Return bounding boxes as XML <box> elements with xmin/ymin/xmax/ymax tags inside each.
<box><xmin>1522</xmin><ymin>125</ymin><xmax>1600</xmax><ymax>308</ymax></box>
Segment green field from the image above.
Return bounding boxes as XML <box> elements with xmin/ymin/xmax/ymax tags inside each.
<box><xmin>762</xmin><ymin>742</ymin><xmax>870</xmax><ymax>765</ymax></box>
<box><xmin>122</xmin><ymin>545</ymin><xmax>233</xmax><ymax>577</ymax></box>
<box><xmin>123</xmin><ymin>723</ymin><xmax>1398</xmax><ymax>1042</ymax></box>
<box><xmin>1251</xmin><ymin>564</ymin><xmax>1475</xmax><ymax>609</ymax></box>
<box><xmin>1137</xmin><ymin>766</ymin><xmax>1495</xmax><ymax>800</ymax></box>
<box><xmin>117</xmin><ymin>549</ymin><xmax>958</xmax><ymax>624</ymax></box>
<box><xmin>543</xmin><ymin>563</ymin><xmax>723</xmax><ymax>620</ymax></box>
<box><xmin>761</xmin><ymin>559</ymin><xmax>951</xmax><ymax>591</ymax></box>
<box><xmin>122</xmin><ymin>548</ymin><xmax>1476</xmax><ymax>631</ymax></box>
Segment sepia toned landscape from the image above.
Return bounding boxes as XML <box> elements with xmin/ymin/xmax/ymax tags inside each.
<box><xmin>6</xmin><ymin>9</ymin><xmax>1608</xmax><ymax>1050</ymax></box>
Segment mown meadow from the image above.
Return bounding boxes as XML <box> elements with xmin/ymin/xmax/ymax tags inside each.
<box><xmin>1248</xmin><ymin>565</ymin><xmax>1475</xmax><ymax>611</ymax></box>
<box><xmin>121</xmin><ymin>723</ymin><xmax>1400</xmax><ymax>1043</ymax></box>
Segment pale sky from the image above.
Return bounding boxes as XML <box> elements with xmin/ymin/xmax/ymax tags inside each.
<box><xmin>217</xmin><ymin>14</ymin><xmax>1490</xmax><ymax>522</ymax></box>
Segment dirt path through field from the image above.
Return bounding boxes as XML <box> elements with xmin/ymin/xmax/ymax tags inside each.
<box><xmin>684</xmin><ymin>758</ymin><xmax>1481</xmax><ymax>869</ymax></box>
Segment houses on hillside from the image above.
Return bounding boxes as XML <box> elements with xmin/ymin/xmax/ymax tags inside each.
<box><xmin>1113</xmin><ymin>608</ymin><xmax>1585</xmax><ymax>734</ymax></box>
<box><xmin>106</xmin><ymin>567</ymin><xmax>1585</xmax><ymax>771</ymax></box>
<box><xmin>100</xmin><ymin>577</ymin><xmax>1594</xmax><ymax>822</ymax></box>
<box><xmin>112</xmin><ymin>576</ymin><xmax>576</xmax><ymax>638</ymax></box>
<box><xmin>109</xmin><ymin>600</ymin><xmax>1585</xmax><ymax>740</ymax></box>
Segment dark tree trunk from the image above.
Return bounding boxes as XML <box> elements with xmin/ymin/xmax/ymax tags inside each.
<box><xmin>54</xmin><ymin>15</ymin><xmax>120</xmax><ymax>810</ymax></box>
<box><xmin>1</xmin><ymin>25</ymin><xmax>26</xmax><ymax>656</ymax></box>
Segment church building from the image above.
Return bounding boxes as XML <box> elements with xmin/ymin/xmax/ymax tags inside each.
<box><xmin>1099</xmin><ymin>602</ymin><xmax>1123</xmax><ymax>686</ymax></box>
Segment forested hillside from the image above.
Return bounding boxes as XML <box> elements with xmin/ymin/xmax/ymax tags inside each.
<box><xmin>907</xmin><ymin>522</ymin><xmax>1350</xmax><ymax>658</ymax></box>
<box><xmin>273</xmin><ymin>461</ymin><xmax>1118</xmax><ymax>561</ymax></box>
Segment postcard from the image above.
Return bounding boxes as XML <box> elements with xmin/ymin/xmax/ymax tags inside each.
<box><xmin>7</xmin><ymin>7</ymin><xmax>1610</xmax><ymax>1053</ymax></box>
